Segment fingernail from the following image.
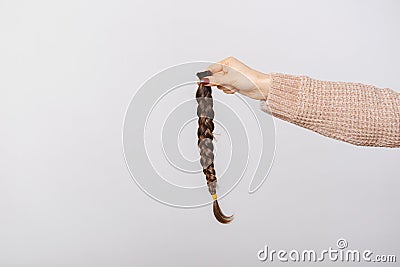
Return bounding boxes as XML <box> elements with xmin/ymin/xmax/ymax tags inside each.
<box><xmin>200</xmin><ymin>78</ymin><xmax>210</xmax><ymax>84</ymax></box>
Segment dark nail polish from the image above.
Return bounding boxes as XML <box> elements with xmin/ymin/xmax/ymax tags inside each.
<box><xmin>196</xmin><ymin>70</ymin><xmax>213</xmax><ymax>80</ymax></box>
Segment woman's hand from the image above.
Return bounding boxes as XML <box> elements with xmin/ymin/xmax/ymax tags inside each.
<box><xmin>201</xmin><ymin>57</ymin><xmax>271</xmax><ymax>100</ymax></box>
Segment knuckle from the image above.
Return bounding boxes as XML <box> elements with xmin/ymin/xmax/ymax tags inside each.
<box><xmin>225</xmin><ymin>56</ymin><xmax>237</xmax><ymax>63</ymax></box>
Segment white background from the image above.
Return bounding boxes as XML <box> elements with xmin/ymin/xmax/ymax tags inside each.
<box><xmin>1</xmin><ymin>0</ymin><xmax>399</xmax><ymax>266</ymax></box>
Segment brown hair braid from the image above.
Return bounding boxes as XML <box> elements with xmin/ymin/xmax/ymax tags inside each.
<box><xmin>196</xmin><ymin>71</ymin><xmax>233</xmax><ymax>224</ymax></box>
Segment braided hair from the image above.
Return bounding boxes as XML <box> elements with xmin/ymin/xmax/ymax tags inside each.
<box><xmin>196</xmin><ymin>70</ymin><xmax>233</xmax><ymax>224</ymax></box>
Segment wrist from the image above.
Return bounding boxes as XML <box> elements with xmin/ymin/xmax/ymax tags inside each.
<box><xmin>255</xmin><ymin>72</ymin><xmax>271</xmax><ymax>100</ymax></box>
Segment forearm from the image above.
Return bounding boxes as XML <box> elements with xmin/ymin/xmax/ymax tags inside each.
<box><xmin>260</xmin><ymin>73</ymin><xmax>400</xmax><ymax>147</ymax></box>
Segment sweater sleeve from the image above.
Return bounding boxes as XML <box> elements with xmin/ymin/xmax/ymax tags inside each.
<box><xmin>260</xmin><ymin>73</ymin><xmax>400</xmax><ymax>147</ymax></box>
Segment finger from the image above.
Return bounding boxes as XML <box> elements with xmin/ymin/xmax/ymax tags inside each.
<box><xmin>207</xmin><ymin>61</ymin><xmax>231</xmax><ymax>75</ymax></box>
<box><xmin>223</xmin><ymin>90</ymin><xmax>235</xmax><ymax>94</ymax></box>
<box><xmin>217</xmin><ymin>85</ymin><xmax>236</xmax><ymax>91</ymax></box>
<box><xmin>202</xmin><ymin>73</ymin><xmax>229</xmax><ymax>86</ymax></box>
<box><xmin>207</xmin><ymin>56</ymin><xmax>242</xmax><ymax>74</ymax></box>
<box><xmin>206</xmin><ymin>63</ymin><xmax>224</xmax><ymax>74</ymax></box>
<box><xmin>216</xmin><ymin>85</ymin><xmax>236</xmax><ymax>95</ymax></box>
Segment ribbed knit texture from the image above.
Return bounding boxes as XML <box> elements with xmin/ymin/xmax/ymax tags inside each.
<box><xmin>260</xmin><ymin>73</ymin><xmax>400</xmax><ymax>147</ymax></box>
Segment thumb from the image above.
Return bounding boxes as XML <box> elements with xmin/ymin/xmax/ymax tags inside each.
<box><xmin>201</xmin><ymin>73</ymin><xmax>230</xmax><ymax>87</ymax></box>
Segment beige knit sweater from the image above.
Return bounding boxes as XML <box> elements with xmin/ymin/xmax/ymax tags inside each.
<box><xmin>260</xmin><ymin>73</ymin><xmax>400</xmax><ymax>147</ymax></box>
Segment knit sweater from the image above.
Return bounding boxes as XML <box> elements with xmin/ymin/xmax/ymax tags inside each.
<box><xmin>260</xmin><ymin>73</ymin><xmax>400</xmax><ymax>147</ymax></box>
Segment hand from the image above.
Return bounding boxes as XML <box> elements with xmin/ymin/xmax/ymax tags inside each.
<box><xmin>201</xmin><ymin>57</ymin><xmax>271</xmax><ymax>100</ymax></box>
